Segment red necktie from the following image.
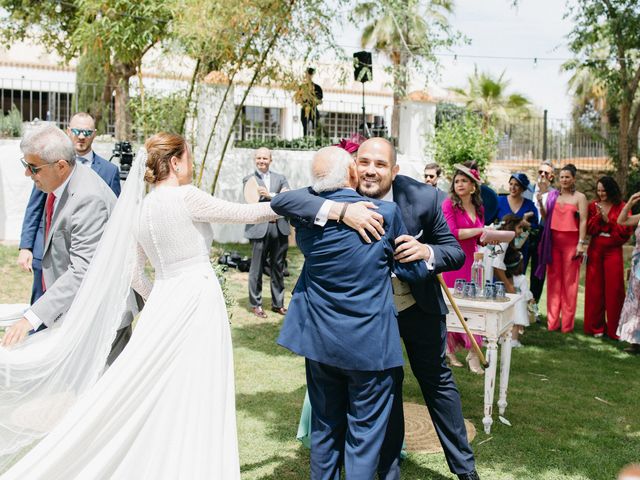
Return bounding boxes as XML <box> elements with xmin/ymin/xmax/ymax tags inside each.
<box><xmin>42</xmin><ymin>192</ymin><xmax>56</xmax><ymax>292</ymax></box>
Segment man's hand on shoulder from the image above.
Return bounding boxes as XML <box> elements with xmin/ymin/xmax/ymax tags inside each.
<box><xmin>394</xmin><ymin>235</ymin><xmax>430</xmax><ymax>263</ymax></box>
<box><xmin>332</xmin><ymin>201</ymin><xmax>385</xmax><ymax>243</ymax></box>
<box><xmin>1</xmin><ymin>318</ymin><xmax>32</xmax><ymax>347</ymax></box>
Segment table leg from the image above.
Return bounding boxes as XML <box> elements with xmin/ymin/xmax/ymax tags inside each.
<box><xmin>498</xmin><ymin>330</ymin><xmax>512</xmax><ymax>416</ymax></box>
<box><xmin>482</xmin><ymin>338</ymin><xmax>499</xmax><ymax>434</ymax></box>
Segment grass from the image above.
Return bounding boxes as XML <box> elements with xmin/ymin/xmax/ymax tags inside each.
<box><xmin>2</xmin><ymin>242</ymin><xmax>639</xmax><ymax>479</ymax></box>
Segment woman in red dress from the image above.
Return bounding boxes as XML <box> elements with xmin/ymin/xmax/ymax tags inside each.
<box><xmin>584</xmin><ymin>176</ymin><xmax>632</xmax><ymax>338</ymax></box>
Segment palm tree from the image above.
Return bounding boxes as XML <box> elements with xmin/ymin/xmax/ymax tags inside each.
<box><xmin>564</xmin><ymin>60</ymin><xmax>611</xmax><ymax>136</ymax></box>
<box><xmin>354</xmin><ymin>0</ymin><xmax>455</xmax><ymax>140</ymax></box>
<box><xmin>449</xmin><ymin>69</ymin><xmax>532</xmax><ymax>130</ymax></box>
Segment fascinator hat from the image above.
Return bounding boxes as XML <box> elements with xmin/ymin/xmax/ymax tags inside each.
<box><xmin>453</xmin><ymin>163</ymin><xmax>483</xmax><ymax>185</ymax></box>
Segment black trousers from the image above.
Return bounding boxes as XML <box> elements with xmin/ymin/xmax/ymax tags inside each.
<box><xmin>529</xmin><ymin>228</ymin><xmax>546</xmax><ymax>303</ymax></box>
<box><xmin>379</xmin><ymin>305</ymin><xmax>476</xmax><ymax>477</ymax></box>
<box><xmin>248</xmin><ymin>223</ymin><xmax>288</xmax><ymax>309</ymax></box>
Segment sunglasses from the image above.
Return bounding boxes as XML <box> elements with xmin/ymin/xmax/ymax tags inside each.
<box><xmin>21</xmin><ymin>157</ymin><xmax>61</xmax><ymax>175</ymax></box>
<box><xmin>70</xmin><ymin>128</ymin><xmax>95</xmax><ymax>137</ymax></box>
<box><xmin>538</xmin><ymin>170</ymin><xmax>552</xmax><ymax>176</ymax></box>
<box><xmin>424</xmin><ymin>174</ymin><xmax>438</xmax><ymax>179</ymax></box>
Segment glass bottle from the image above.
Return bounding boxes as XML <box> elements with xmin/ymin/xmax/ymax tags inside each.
<box><xmin>471</xmin><ymin>252</ymin><xmax>485</xmax><ymax>297</ymax></box>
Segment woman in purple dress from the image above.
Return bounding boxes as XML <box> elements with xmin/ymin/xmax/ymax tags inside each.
<box><xmin>442</xmin><ymin>163</ymin><xmax>485</xmax><ymax>374</ymax></box>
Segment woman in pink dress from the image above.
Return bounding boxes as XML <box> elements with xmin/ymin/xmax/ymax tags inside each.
<box><xmin>442</xmin><ymin>163</ymin><xmax>485</xmax><ymax>374</ymax></box>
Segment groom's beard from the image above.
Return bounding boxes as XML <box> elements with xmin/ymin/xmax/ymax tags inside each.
<box><xmin>357</xmin><ymin>175</ymin><xmax>392</xmax><ymax>199</ymax></box>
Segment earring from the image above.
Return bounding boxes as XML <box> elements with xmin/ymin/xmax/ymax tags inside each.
<box><xmin>176</xmin><ymin>167</ymin><xmax>180</xmax><ymax>173</ymax></box>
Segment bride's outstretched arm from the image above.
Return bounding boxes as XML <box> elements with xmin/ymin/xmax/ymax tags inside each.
<box><xmin>183</xmin><ymin>185</ymin><xmax>279</xmax><ymax>224</ymax></box>
<box><xmin>131</xmin><ymin>243</ymin><xmax>153</xmax><ymax>300</ymax></box>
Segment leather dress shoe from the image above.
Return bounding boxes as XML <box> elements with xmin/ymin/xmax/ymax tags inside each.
<box><xmin>252</xmin><ymin>307</ymin><xmax>267</xmax><ymax>318</ymax></box>
<box><xmin>458</xmin><ymin>470</ymin><xmax>480</xmax><ymax>480</ymax></box>
<box><xmin>271</xmin><ymin>306</ymin><xmax>287</xmax><ymax>315</ymax></box>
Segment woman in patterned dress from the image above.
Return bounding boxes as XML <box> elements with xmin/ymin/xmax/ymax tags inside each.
<box><xmin>616</xmin><ymin>191</ymin><xmax>640</xmax><ymax>354</ymax></box>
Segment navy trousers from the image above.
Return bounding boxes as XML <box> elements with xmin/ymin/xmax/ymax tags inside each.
<box><xmin>30</xmin><ymin>264</ymin><xmax>45</xmax><ymax>304</ymax></box>
<box><xmin>379</xmin><ymin>305</ymin><xmax>475</xmax><ymax>476</ymax></box>
<box><xmin>306</xmin><ymin>359</ymin><xmax>402</xmax><ymax>480</ymax></box>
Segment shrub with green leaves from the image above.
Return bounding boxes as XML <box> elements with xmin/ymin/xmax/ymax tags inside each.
<box><xmin>130</xmin><ymin>91</ymin><xmax>187</xmax><ymax>140</ymax></box>
<box><xmin>0</xmin><ymin>106</ymin><xmax>23</xmax><ymax>137</ymax></box>
<box><xmin>429</xmin><ymin>113</ymin><xmax>497</xmax><ymax>174</ymax></box>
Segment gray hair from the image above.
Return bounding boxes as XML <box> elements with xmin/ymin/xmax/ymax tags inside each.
<box><xmin>311</xmin><ymin>147</ymin><xmax>353</xmax><ymax>192</ymax></box>
<box><xmin>20</xmin><ymin>124</ymin><xmax>76</xmax><ymax>166</ymax></box>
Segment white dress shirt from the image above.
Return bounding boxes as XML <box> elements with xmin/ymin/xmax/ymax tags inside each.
<box><xmin>76</xmin><ymin>151</ymin><xmax>94</xmax><ymax>166</ymax></box>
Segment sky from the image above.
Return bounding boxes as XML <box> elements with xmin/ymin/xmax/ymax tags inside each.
<box><xmin>334</xmin><ymin>0</ymin><xmax>576</xmax><ymax>119</ymax></box>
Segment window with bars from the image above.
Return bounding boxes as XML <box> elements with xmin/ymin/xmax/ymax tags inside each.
<box><xmin>235</xmin><ymin>105</ymin><xmax>282</xmax><ymax>141</ymax></box>
<box><xmin>318</xmin><ymin>112</ymin><xmax>387</xmax><ymax>139</ymax></box>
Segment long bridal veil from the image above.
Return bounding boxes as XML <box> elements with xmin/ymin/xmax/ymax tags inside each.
<box><xmin>0</xmin><ymin>149</ymin><xmax>148</xmax><ymax>472</ymax></box>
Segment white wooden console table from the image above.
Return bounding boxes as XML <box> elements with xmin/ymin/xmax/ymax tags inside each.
<box><xmin>443</xmin><ymin>290</ymin><xmax>520</xmax><ymax>434</ymax></box>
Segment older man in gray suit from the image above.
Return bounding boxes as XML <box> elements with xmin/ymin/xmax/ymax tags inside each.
<box><xmin>243</xmin><ymin>147</ymin><xmax>290</xmax><ymax>318</ymax></box>
<box><xmin>3</xmin><ymin>125</ymin><xmax>130</xmax><ymax>362</ymax></box>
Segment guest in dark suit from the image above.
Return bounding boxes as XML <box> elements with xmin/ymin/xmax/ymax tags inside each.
<box><xmin>278</xmin><ymin>146</ymin><xmax>428</xmax><ymax>480</ymax></box>
<box><xmin>243</xmin><ymin>147</ymin><xmax>290</xmax><ymax>318</ymax></box>
<box><xmin>17</xmin><ymin>112</ymin><xmax>121</xmax><ymax>304</ymax></box>
<box><xmin>271</xmin><ymin>138</ymin><xmax>480</xmax><ymax>480</ymax></box>
<box><xmin>423</xmin><ymin>161</ymin><xmax>448</xmax><ymax>206</ymax></box>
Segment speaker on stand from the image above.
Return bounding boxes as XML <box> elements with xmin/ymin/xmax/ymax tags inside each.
<box><xmin>353</xmin><ymin>51</ymin><xmax>372</xmax><ymax>137</ymax></box>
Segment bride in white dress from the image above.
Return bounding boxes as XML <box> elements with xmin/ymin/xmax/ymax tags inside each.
<box><xmin>0</xmin><ymin>133</ymin><xmax>277</xmax><ymax>478</ymax></box>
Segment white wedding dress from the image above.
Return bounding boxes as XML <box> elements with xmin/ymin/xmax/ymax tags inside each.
<box><xmin>1</xmin><ymin>184</ymin><xmax>276</xmax><ymax>479</ymax></box>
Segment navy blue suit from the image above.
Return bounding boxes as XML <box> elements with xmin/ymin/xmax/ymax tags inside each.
<box><xmin>19</xmin><ymin>153</ymin><xmax>120</xmax><ymax>304</ymax></box>
<box><xmin>272</xmin><ymin>175</ymin><xmax>476</xmax><ymax>477</ymax></box>
<box><xmin>278</xmin><ymin>188</ymin><xmax>428</xmax><ymax>480</ymax></box>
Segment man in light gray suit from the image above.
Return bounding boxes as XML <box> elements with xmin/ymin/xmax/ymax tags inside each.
<box><xmin>2</xmin><ymin>125</ymin><xmax>131</xmax><ymax>362</ymax></box>
<box><xmin>243</xmin><ymin>147</ymin><xmax>290</xmax><ymax>318</ymax></box>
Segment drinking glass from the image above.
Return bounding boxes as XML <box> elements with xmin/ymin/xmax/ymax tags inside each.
<box><xmin>494</xmin><ymin>281</ymin><xmax>506</xmax><ymax>299</ymax></box>
<box><xmin>454</xmin><ymin>279</ymin><xmax>466</xmax><ymax>297</ymax></box>
<box><xmin>463</xmin><ymin>281</ymin><xmax>477</xmax><ymax>298</ymax></box>
<box><xmin>484</xmin><ymin>284</ymin><xmax>496</xmax><ymax>300</ymax></box>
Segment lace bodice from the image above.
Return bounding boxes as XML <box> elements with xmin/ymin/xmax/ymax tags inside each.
<box><xmin>132</xmin><ymin>185</ymin><xmax>277</xmax><ymax>298</ymax></box>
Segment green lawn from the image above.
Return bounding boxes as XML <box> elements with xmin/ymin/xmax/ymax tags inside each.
<box><xmin>1</xmin><ymin>242</ymin><xmax>639</xmax><ymax>479</ymax></box>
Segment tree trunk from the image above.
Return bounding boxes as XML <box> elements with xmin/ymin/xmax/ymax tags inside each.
<box><xmin>390</xmin><ymin>50</ymin><xmax>404</xmax><ymax>142</ymax></box>
<box><xmin>618</xmin><ymin>101</ymin><xmax>631</xmax><ymax>196</ymax></box>
<box><xmin>112</xmin><ymin>61</ymin><xmax>136</xmax><ymax>141</ymax></box>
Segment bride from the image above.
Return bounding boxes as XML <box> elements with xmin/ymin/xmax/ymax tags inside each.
<box><xmin>0</xmin><ymin>132</ymin><xmax>278</xmax><ymax>478</ymax></box>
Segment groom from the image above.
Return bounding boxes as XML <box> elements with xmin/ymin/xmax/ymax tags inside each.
<box><xmin>2</xmin><ymin>125</ymin><xmax>130</xmax><ymax>363</ymax></box>
<box><xmin>272</xmin><ymin>138</ymin><xmax>479</xmax><ymax>480</ymax></box>
<box><xmin>278</xmin><ymin>146</ymin><xmax>428</xmax><ymax>479</ymax></box>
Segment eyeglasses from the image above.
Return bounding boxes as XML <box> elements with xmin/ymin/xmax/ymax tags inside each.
<box><xmin>20</xmin><ymin>157</ymin><xmax>60</xmax><ymax>175</ymax></box>
<box><xmin>424</xmin><ymin>174</ymin><xmax>438</xmax><ymax>179</ymax></box>
<box><xmin>70</xmin><ymin>128</ymin><xmax>95</xmax><ymax>137</ymax></box>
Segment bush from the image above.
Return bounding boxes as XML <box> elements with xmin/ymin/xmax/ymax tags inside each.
<box><xmin>234</xmin><ymin>136</ymin><xmax>334</xmax><ymax>151</ymax></box>
<box><xmin>130</xmin><ymin>91</ymin><xmax>187</xmax><ymax>139</ymax></box>
<box><xmin>0</xmin><ymin>106</ymin><xmax>23</xmax><ymax>137</ymax></box>
<box><xmin>428</xmin><ymin>113</ymin><xmax>497</xmax><ymax>174</ymax></box>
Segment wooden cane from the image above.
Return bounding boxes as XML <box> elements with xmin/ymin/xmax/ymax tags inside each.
<box><xmin>437</xmin><ymin>274</ymin><xmax>489</xmax><ymax>368</ymax></box>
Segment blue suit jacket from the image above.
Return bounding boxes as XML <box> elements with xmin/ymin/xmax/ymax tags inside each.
<box><xmin>271</xmin><ymin>175</ymin><xmax>465</xmax><ymax>317</ymax></box>
<box><xmin>19</xmin><ymin>153</ymin><xmax>120</xmax><ymax>267</ymax></box>
<box><xmin>277</xmin><ymin>188</ymin><xmax>428</xmax><ymax>371</ymax></box>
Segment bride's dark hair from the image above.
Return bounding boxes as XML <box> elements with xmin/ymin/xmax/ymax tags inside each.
<box><xmin>144</xmin><ymin>132</ymin><xmax>187</xmax><ymax>184</ymax></box>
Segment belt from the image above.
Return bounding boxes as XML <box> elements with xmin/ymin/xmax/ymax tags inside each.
<box><xmin>269</xmin><ymin>220</ymin><xmax>277</xmax><ymax>224</ymax></box>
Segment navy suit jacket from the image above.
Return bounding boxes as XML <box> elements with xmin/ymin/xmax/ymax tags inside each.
<box><xmin>19</xmin><ymin>153</ymin><xmax>120</xmax><ymax>267</ymax></box>
<box><xmin>271</xmin><ymin>175</ymin><xmax>465</xmax><ymax>316</ymax></box>
<box><xmin>277</xmin><ymin>188</ymin><xmax>428</xmax><ymax>371</ymax></box>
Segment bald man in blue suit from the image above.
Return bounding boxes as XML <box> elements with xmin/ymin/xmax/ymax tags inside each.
<box><xmin>278</xmin><ymin>146</ymin><xmax>429</xmax><ymax>480</ymax></box>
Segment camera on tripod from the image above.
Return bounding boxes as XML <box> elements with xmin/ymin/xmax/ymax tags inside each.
<box><xmin>110</xmin><ymin>141</ymin><xmax>134</xmax><ymax>180</ymax></box>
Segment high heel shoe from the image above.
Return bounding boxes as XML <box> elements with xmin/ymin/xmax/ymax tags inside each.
<box><xmin>446</xmin><ymin>351</ymin><xmax>463</xmax><ymax>367</ymax></box>
<box><xmin>466</xmin><ymin>350</ymin><xmax>484</xmax><ymax>375</ymax></box>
